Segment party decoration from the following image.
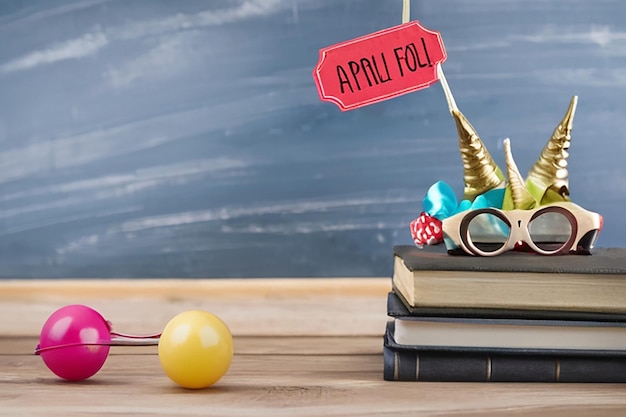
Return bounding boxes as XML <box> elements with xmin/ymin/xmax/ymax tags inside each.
<box><xmin>158</xmin><ymin>310</ymin><xmax>233</xmax><ymax>389</ymax></box>
<box><xmin>410</xmin><ymin>212</ymin><xmax>443</xmax><ymax>246</ymax></box>
<box><xmin>309</xmin><ymin>0</ymin><xmax>602</xmax><ymax>255</ymax></box>
<box><xmin>313</xmin><ymin>21</ymin><xmax>447</xmax><ymax>111</ymax></box>
<box><xmin>502</xmin><ymin>138</ymin><xmax>537</xmax><ymax>211</ymax></box>
<box><xmin>412</xmin><ymin>94</ymin><xmax>603</xmax><ymax>256</ymax></box>
<box><xmin>422</xmin><ymin>181</ymin><xmax>459</xmax><ymax>220</ymax></box>
<box><xmin>525</xmin><ymin>95</ymin><xmax>577</xmax><ymax>205</ymax></box>
<box><xmin>452</xmin><ymin>109</ymin><xmax>505</xmax><ymax>201</ymax></box>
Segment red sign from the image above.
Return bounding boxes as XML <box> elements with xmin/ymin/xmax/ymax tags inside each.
<box><xmin>313</xmin><ymin>21</ymin><xmax>447</xmax><ymax>111</ymax></box>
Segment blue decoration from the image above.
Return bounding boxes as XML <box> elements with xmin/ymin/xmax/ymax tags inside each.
<box><xmin>422</xmin><ymin>181</ymin><xmax>505</xmax><ymax>221</ymax></box>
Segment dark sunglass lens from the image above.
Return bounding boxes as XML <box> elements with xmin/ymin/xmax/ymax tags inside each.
<box><xmin>466</xmin><ymin>212</ymin><xmax>510</xmax><ymax>253</ymax></box>
<box><xmin>528</xmin><ymin>211</ymin><xmax>572</xmax><ymax>251</ymax></box>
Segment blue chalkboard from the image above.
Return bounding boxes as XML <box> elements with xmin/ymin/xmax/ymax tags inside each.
<box><xmin>0</xmin><ymin>0</ymin><xmax>624</xmax><ymax>277</ymax></box>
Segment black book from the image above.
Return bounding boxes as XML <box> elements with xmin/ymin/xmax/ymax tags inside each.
<box><xmin>383</xmin><ymin>322</ymin><xmax>626</xmax><ymax>382</ymax></box>
<box><xmin>392</xmin><ymin>245</ymin><xmax>626</xmax><ymax>314</ymax></box>
<box><xmin>387</xmin><ymin>291</ymin><xmax>626</xmax><ymax>322</ymax></box>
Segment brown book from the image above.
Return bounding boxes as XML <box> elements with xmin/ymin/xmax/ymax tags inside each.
<box><xmin>392</xmin><ymin>245</ymin><xmax>626</xmax><ymax>314</ymax></box>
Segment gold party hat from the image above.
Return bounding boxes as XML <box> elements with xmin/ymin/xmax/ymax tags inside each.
<box><xmin>451</xmin><ymin>109</ymin><xmax>505</xmax><ymax>201</ymax></box>
<box><xmin>525</xmin><ymin>96</ymin><xmax>577</xmax><ymax>205</ymax></box>
<box><xmin>502</xmin><ymin>138</ymin><xmax>537</xmax><ymax>210</ymax></box>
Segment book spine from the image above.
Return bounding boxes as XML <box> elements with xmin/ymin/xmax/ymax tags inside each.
<box><xmin>383</xmin><ymin>344</ymin><xmax>626</xmax><ymax>382</ymax></box>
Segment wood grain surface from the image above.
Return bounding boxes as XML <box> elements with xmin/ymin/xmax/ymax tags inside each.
<box><xmin>2</xmin><ymin>278</ymin><xmax>626</xmax><ymax>416</ymax></box>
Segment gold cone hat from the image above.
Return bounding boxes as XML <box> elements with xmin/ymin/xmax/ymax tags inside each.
<box><xmin>502</xmin><ymin>138</ymin><xmax>537</xmax><ymax>210</ymax></box>
<box><xmin>525</xmin><ymin>96</ymin><xmax>577</xmax><ymax>205</ymax></box>
<box><xmin>451</xmin><ymin>109</ymin><xmax>504</xmax><ymax>201</ymax></box>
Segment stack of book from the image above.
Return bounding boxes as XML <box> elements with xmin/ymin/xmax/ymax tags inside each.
<box><xmin>384</xmin><ymin>245</ymin><xmax>626</xmax><ymax>382</ymax></box>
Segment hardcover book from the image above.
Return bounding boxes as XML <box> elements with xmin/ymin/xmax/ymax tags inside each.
<box><xmin>383</xmin><ymin>322</ymin><xmax>626</xmax><ymax>382</ymax></box>
<box><xmin>392</xmin><ymin>245</ymin><xmax>626</xmax><ymax>313</ymax></box>
<box><xmin>391</xmin><ymin>315</ymin><xmax>626</xmax><ymax>352</ymax></box>
<box><xmin>387</xmin><ymin>291</ymin><xmax>626</xmax><ymax>322</ymax></box>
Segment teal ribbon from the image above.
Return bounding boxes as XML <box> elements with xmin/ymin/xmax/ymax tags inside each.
<box><xmin>422</xmin><ymin>181</ymin><xmax>506</xmax><ymax>251</ymax></box>
<box><xmin>423</xmin><ymin>180</ymin><xmax>505</xmax><ymax>220</ymax></box>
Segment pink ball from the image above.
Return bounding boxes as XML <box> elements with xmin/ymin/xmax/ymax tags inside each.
<box><xmin>37</xmin><ymin>304</ymin><xmax>112</xmax><ymax>381</ymax></box>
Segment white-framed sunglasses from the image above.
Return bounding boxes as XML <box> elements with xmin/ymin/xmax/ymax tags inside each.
<box><xmin>442</xmin><ymin>202</ymin><xmax>603</xmax><ymax>256</ymax></box>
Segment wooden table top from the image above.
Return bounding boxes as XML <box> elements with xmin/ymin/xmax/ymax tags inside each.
<box><xmin>2</xmin><ymin>278</ymin><xmax>626</xmax><ymax>417</ymax></box>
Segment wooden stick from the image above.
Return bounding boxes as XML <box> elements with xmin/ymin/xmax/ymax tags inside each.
<box><xmin>402</xmin><ymin>0</ymin><xmax>458</xmax><ymax>114</ymax></box>
<box><xmin>437</xmin><ymin>64</ymin><xmax>458</xmax><ymax>113</ymax></box>
<box><xmin>402</xmin><ymin>0</ymin><xmax>410</xmax><ymax>23</ymax></box>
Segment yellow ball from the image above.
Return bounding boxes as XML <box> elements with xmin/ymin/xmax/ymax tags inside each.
<box><xmin>158</xmin><ymin>310</ymin><xmax>233</xmax><ymax>389</ymax></box>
